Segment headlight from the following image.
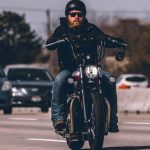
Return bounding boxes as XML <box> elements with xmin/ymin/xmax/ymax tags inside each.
<box><xmin>1</xmin><ymin>81</ymin><xmax>12</xmax><ymax>91</ymax></box>
<box><xmin>85</xmin><ymin>65</ymin><xmax>98</xmax><ymax>79</ymax></box>
<box><xmin>12</xmin><ymin>87</ymin><xmax>28</xmax><ymax>96</ymax></box>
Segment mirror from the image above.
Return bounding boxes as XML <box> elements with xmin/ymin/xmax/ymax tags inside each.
<box><xmin>116</xmin><ymin>52</ymin><xmax>125</xmax><ymax>61</ymax></box>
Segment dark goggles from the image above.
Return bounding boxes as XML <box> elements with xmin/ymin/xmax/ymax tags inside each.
<box><xmin>69</xmin><ymin>12</ymin><xmax>83</xmax><ymax>17</ymax></box>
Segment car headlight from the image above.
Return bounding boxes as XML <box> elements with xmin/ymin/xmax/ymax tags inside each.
<box><xmin>85</xmin><ymin>65</ymin><xmax>98</xmax><ymax>79</ymax></box>
<box><xmin>1</xmin><ymin>81</ymin><xmax>12</xmax><ymax>91</ymax></box>
<box><xmin>12</xmin><ymin>87</ymin><xmax>28</xmax><ymax>96</ymax></box>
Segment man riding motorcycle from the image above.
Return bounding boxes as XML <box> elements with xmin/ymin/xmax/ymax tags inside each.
<box><xmin>46</xmin><ymin>0</ymin><xmax>124</xmax><ymax>133</ymax></box>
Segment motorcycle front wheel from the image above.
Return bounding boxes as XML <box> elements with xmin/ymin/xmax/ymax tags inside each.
<box><xmin>88</xmin><ymin>91</ymin><xmax>105</xmax><ymax>150</ymax></box>
<box><xmin>66</xmin><ymin>138</ymin><xmax>84</xmax><ymax>150</ymax></box>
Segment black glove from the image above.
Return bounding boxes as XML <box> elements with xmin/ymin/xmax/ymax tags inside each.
<box><xmin>113</xmin><ymin>37</ymin><xmax>124</xmax><ymax>43</ymax></box>
<box><xmin>104</xmin><ymin>37</ymin><xmax>125</xmax><ymax>48</ymax></box>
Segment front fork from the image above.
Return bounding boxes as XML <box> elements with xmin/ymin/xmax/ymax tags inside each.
<box><xmin>88</xmin><ymin>65</ymin><xmax>111</xmax><ymax>135</ymax></box>
<box><xmin>104</xmin><ymin>98</ymin><xmax>111</xmax><ymax>135</ymax></box>
<box><xmin>68</xmin><ymin>95</ymin><xmax>80</xmax><ymax>135</ymax></box>
<box><xmin>68</xmin><ymin>65</ymin><xmax>89</xmax><ymax>136</ymax></box>
<box><xmin>79</xmin><ymin>65</ymin><xmax>88</xmax><ymax>126</ymax></box>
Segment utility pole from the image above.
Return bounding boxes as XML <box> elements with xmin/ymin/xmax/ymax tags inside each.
<box><xmin>46</xmin><ymin>9</ymin><xmax>51</xmax><ymax>37</ymax></box>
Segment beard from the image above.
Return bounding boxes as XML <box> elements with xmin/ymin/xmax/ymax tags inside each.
<box><xmin>68</xmin><ymin>20</ymin><xmax>82</xmax><ymax>28</ymax></box>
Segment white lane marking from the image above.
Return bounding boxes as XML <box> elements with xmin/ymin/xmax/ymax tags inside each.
<box><xmin>27</xmin><ymin>138</ymin><xmax>66</xmax><ymax>143</ymax></box>
<box><xmin>124</xmin><ymin>122</ymin><xmax>150</xmax><ymax>125</ymax></box>
<box><xmin>8</xmin><ymin>118</ymin><xmax>38</xmax><ymax>121</ymax></box>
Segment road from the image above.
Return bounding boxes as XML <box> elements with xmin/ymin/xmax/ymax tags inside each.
<box><xmin>0</xmin><ymin>108</ymin><xmax>150</xmax><ymax>150</ymax></box>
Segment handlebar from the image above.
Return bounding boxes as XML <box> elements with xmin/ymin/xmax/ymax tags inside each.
<box><xmin>45</xmin><ymin>39</ymin><xmax>66</xmax><ymax>48</ymax></box>
<box><xmin>110</xmin><ymin>39</ymin><xmax>128</xmax><ymax>48</ymax></box>
<box><xmin>103</xmin><ymin>37</ymin><xmax>128</xmax><ymax>48</ymax></box>
<box><xmin>45</xmin><ymin>37</ymin><xmax>127</xmax><ymax>49</ymax></box>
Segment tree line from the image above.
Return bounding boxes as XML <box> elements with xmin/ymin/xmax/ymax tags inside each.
<box><xmin>0</xmin><ymin>11</ymin><xmax>42</xmax><ymax>67</ymax></box>
<box><xmin>99</xmin><ymin>19</ymin><xmax>150</xmax><ymax>79</ymax></box>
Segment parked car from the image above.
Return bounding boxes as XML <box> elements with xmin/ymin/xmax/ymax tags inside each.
<box><xmin>116</xmin><ymin>74</ymin><xmax>149</xmax><ymax>89</ymax></box>
<box><xmin>5</xmin><ymin>64</ymin><xmax>53</xmax><ymax>113</ymax></box>
<box><xmin>0</xmin><ymin>66</ymin><xmax>13</xmax><ymax>114</ymax></box>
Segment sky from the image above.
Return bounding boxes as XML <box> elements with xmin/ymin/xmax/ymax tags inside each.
<box><xmin>0</xmin><ymin>0</ymin><xmax>150</xmax><ymax>11</ymax></box>
<box><xmin>0</xmin><ymin>0</ymin><xmax>150</xmax><ymax>39</ymax></box>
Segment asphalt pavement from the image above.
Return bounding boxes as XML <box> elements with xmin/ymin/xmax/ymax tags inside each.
<box><xmin>0</xmin><ymin>108</ymin><xmax>150</xmax><ymax>150</ymax></box>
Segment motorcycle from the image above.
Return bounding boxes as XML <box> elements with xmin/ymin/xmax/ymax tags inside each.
<box><xmin>46</xmin><ymin>37</ymin><xmax>127</xmax><ymax>150</ymax></box>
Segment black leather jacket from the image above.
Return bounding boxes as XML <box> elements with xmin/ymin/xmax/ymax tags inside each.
<box><xmin>46</xmin><ymin>17</ymin><xmax>122</xmax><ymax>72</ymax></box>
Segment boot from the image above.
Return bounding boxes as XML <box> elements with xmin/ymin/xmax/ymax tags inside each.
<box><xmin>54</xmin><ymin>119</ymin><xmax>66</xmax><ymax>131</ymax></box>
<box><xmin>109</xmin><ymin>86</ymin><xmax>119</xmax><ymax>132</ymax></box>
<box><xmin>109</xmin><ymin>107</ymin><xmax>119</xmax><ymax>132</ymax></box>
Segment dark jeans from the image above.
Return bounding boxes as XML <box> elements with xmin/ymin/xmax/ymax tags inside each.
<box><xmin>51</xmin><ymin>69</ymin><xmax>118</xmax><ymax>125</ymax></box>
<box><xmin>101</xmin><ymin>71</ymin><xmax>118</xmax><ymax>124</ymax></box>
<box><xmin>51</xmin><ymin>70</ymin><xmax>71</xmax><ymax>124</ymax></box>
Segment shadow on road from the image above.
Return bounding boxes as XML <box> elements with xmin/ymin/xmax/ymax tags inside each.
<box><xmin>81</xmin><ymin>146</ymin><xmax>150</xmax><ymax>150</ymax></box>
<box><xmin>103</xmin><ymin>146</ymin><xmax>150</xmax><ymax>150</ymax></box>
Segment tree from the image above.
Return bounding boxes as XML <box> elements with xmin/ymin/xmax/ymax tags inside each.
<box><xmin>99</xmin><ymin>18</ymin><xmax>150</xmax><ymax>78</ymax></box>
<box><xmin>114</xmin><ymin>19</ymin><xmax>150</xmax><ymax>75</ymax></box>
<box><xmin>0</xmin><ymin>11</ymin><xmax>42</xmax><ymax>67</ymax></box>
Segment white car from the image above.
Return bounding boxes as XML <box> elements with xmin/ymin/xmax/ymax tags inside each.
<box><xmin>116</xmin><ymin>74</ymin><xmax>149</xmax><ymax>89</ymax></box>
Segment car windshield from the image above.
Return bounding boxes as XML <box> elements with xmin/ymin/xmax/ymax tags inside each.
<box><xmin>7</xmin><ymin>68</ymin><xmax>50</xmax><ymax>81</ymax></box>
<box><xmin>126</xmin><ymin>76</ymin><xmax>146</xmax><ymax>82</ymax></box>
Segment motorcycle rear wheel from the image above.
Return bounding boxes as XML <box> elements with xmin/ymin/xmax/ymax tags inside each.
<box><xmin>88</xmin><ymin>91</ymin><xmax>105</xmax><ymax>150</ymax></box>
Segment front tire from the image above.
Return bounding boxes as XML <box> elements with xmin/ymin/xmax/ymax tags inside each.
<box><xmin>88</xmin><ymin>91</ymin><xmax>105</xmax><ymax>150</ymax></box>
<box><xmin>66</xmin><ymin>138</ymin><xmax>84</xmax><ymax>150</ymax></box>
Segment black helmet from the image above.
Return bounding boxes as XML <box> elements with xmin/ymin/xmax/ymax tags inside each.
<box><xmin>65</xmin><ymin>0</ymin><xmax>86</xmax><ymax>16</ymax></box>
